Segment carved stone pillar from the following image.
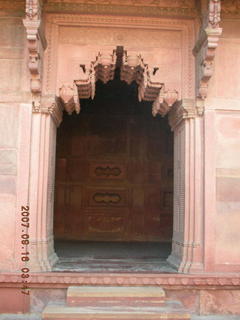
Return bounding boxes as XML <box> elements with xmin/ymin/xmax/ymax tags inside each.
<box><xmin>28</xmin><ymin>96</ymin><xmax>62</xmax><ymax>271</ymax></box>
<box><xmin>167</xmin><ymin>99</ymin><xmax>204</xmax><ymax>273</ymax></box>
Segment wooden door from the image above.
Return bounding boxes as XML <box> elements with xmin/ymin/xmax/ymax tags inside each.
<box><xmin>54</xmin><ymin>82</ymin><xmax>173</xmax><ymax>242</ymax></box>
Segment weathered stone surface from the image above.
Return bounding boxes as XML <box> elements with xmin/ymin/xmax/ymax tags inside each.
<box><xmin>165</xmin><ymin>290</ymin><xmax>199</xmax><ymax>313</ymax></box>
<box><xmin>216</xmin><ymin>115</ymin><xmax>240</xmax><ymax>168</ymax></box>
<box><xmin>200</xmin><ymin>290</ymin><xmax>240</xmax><ymax>315</ymax></box>
<box><xmin>0</xmin><ymin>288</ymin><xmax>29</xmax><ymax>313</ymax></box>
<box><xmin>30</xmin><ymin>289</ymin><xmax>66</xmax><ymax>313</ymax></box>
<box><xmin>0</xmin><ymin>18</ymin><xmax>25</xmax><ymax>94</ymax></box>
<box><xmin>42</xmin><ymin>303</ymin><xmax>190</xmax><ymax>320</ymax></box>
<box><xmin>67</xmin><ymin>286</ymin><xmax>166</xmax><ymax>307</ymax></box>
<box><xmin>0</xmin><ymin>150</ymin><xmax>17</xmax><ymax>175</ymax></box>
<box><xmin>0</xmin><ymin>176</ymin><xmax>16</xmax><ymax>194</ymax></box>
<box><xmin>215</xmin><ymin>112</ymin><xmax>240</xmax><ymax>269</ymax></box>
<box><xmin>0</xmin><ymin>194</ymin><xmax>16</xmax><ymax>271</ymax></box>
<box><xmin>0</xmin><ymin>105</ymin><xmax>19</xmax><ymax>148</ymax></box>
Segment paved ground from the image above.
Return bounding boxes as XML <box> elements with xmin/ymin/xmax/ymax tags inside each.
<box><xmin>54</xmin><ymin>241</ymin><xmax>175</xmax><ymax>272</ymax></box>
<box><xmin>0</xmin><ymin>314</ymin><xmax>239</xmax><ymax>320</ymax></box>
<box><xmin>2</xmin><ymin>242</ymin><xmax>238</xmax><ymax>319</ymax></box>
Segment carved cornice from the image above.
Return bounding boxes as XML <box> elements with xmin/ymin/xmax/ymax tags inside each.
<box><xmin>58</xmin><ymin>48</ymin><xmax>177</xmax><ymax>117</ymax></box>
<box><xmin>43</xmin><ymin>0</ymin><xmax>197</xmax><ymax>18</ymax></box>
<box><xmin>193</xmin><ymin>0</ymin><xmax>222</xmax><ymax>100</ymax></box>
<box><xmin>168</xmin><ymin>98</ymin><xmax>201</xmax><ymax>130</ymax></box>
<box><xmin>0</xmin><ymin>272</ymin><xmax>240</xmax><ymax>287</ymax></box>
<box><xmin>32</xmin><ymin>95</ymin><xmax>63</xmax><ymax>126</ymax></box>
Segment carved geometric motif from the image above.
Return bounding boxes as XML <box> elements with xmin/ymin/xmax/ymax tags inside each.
<box><xmin>86</xmin><ymin>215</ymin><xmax>125</xmax><ymax>234</ymax></box>
<box><xmin>87</xmin><ymin>188</ymin><xmax>128</xmax><ymax>207</ymax></box>
<box><xmin>89</xmin><ymin>163</ymin><xmax>126</xmax><ymax>180</ymax></box>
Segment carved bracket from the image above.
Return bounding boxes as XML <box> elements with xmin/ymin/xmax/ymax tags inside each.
<box><xmin>58</xmin><ymin>47</ymin><xmax>179</xmax><ymax>118</ymax></box>
<box><xmin>59</xmin><ymin>83</ymin><xmax>80</xmax><ymax>115</ymax></box>
<box><xmin>193</xmin><ymin>0</ymin><xmax>222</xmax><ymax>100</ymax></box>
<box><xmin>152</xmin><ymin>87</ymin><xmax>179</xmax><ymax>117</ymax></box>
<box><xmin>23</xmin><ymin>0</ymin><xmax>46</xmax><ymax>104</ymax></box>
<box><xmin>121</xmin><ymin>51</ymin><xmax>163</xmax><ymax>102</ymax></box>
<box><xmin>74</xmin><ymin>50</ymin><xmax>117</xmax><ymax>103</ymax></box>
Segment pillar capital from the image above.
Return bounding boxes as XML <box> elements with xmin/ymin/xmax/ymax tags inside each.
<box><xmin>32</xmin><ymin>95</ymin><xmax>63</xmax><ymax>127</ymax></box>
<box><xmin>168</xmin><ymin>99</ymin><xmax>203</xmax><ymax>131</ymax></box>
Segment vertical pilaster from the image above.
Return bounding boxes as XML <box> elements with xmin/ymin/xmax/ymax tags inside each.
<box><xmin>28</xmin><ymin>96</ymin><xmax>62</xmax><ymax>271</ymax></box>
<box><xmin>167</xmin><ymin>99</ymin><xmax>204</xmax><ymax>273</ymax></box>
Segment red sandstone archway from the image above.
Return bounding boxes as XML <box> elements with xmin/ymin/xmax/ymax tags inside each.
<box><xmin>26</xmin><ymin>15</ymin><xmax>206</xmax><ymax>274</ymax></box>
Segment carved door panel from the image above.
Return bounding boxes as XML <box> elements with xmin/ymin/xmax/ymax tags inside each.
<box><xmin>54</xmin><ymin>107</ymin><xmax>173</xmax><ymax>242</ymax></box>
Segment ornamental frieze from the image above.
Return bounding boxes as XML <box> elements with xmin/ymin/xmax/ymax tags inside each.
<box><xmin>46</xmin><ymin>0</ymin><xmax>195</xmax><ymax>7</ymax></box>
<box><xmin>1</xmin><ymin>0</ymin><xmax>240</xmax><ymax>18</ymax></box>
<box><xmin>43</xmin><ymin>0</ymin><xmax>197</xmax><ymax>17</ymax></box>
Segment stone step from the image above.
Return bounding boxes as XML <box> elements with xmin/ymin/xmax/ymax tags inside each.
<box><xmin>67</xmin><ymin>286</ymin><xmax>166</xmax><ymax>307</ymax></box>
<box><xmin>42</xmin><ymin>303</ymin><xmax>191</xmax><ymax>320</ymax></box>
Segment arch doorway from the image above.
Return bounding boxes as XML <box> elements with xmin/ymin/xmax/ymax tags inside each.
<box><xmin>53</xmin><ymin>74</ymin><xmax>175</xmax><ymax>272</ymax></box>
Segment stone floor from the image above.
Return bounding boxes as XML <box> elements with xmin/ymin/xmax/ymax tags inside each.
<box><xmin>53</xmin><ymin>241</ymin><xmax>176</xmax><ymax>272</ymax></box>
<box><xmin>0</xmin><ymin>314</ymin><xmax>239</xmax><ymax>320</ymax></box>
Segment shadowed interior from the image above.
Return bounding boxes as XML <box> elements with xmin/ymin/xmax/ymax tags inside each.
<box><xmin>53</xmin><ymin>77</ymin><xmax>174</xmax><ymax>271</ymax></box>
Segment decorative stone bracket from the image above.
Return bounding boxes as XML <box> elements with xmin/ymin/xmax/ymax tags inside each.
<box><xmin>23</xmin><ymin>0</ymin><xmax>47</xmax><ymax>105</ymax></box>
<box><xmin>193</xmin><ymin>0</ymin><xmax>222</xmax><ymax>100</ymax></box>
<box><xmin>152</xmin><ymin>87</ymin><xmax>179</xmax><ymax>117</ymax></box>
<box><xmin>58</xmin><ymin>48</ymin><xmax>180</xmax><ymax>118</ymax></box>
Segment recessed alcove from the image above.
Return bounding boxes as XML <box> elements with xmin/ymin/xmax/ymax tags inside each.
<box><xmin>53</xmin><ymin>74</ymin><xmax>174</xmax><ymax>272</ymax></box>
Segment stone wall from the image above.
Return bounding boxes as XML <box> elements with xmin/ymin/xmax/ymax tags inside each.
<box><xmin>0</xmin><ymin>13</ymin><xmax>29</xmax><ymax>271</ymax></box>
<box><xmin>206</xmin><ymin>19</ymin><xmax>240</xmax><ymax>271</ymax></box>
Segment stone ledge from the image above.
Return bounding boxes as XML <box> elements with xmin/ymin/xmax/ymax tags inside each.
<box><xmin>0</xmin><ymin>273</ymin><xmax>240</xmax><ymax>288</ymax></box>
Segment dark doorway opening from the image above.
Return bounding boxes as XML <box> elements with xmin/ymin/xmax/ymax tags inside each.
<box><xmin>53</xmin><ymin>76</ymin><xmax>174</xmax><ymax>272</ymax></box>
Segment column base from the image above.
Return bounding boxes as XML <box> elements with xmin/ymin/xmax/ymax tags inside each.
<box><xmin>29</xmin><ymin>239</ymin><xmax>59</xmax><ymax>272</ymax></box>
<box><xmin>167</xmin><ymin>253</ymin><xmax>204</xmax><ymax>274</ymax></box>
